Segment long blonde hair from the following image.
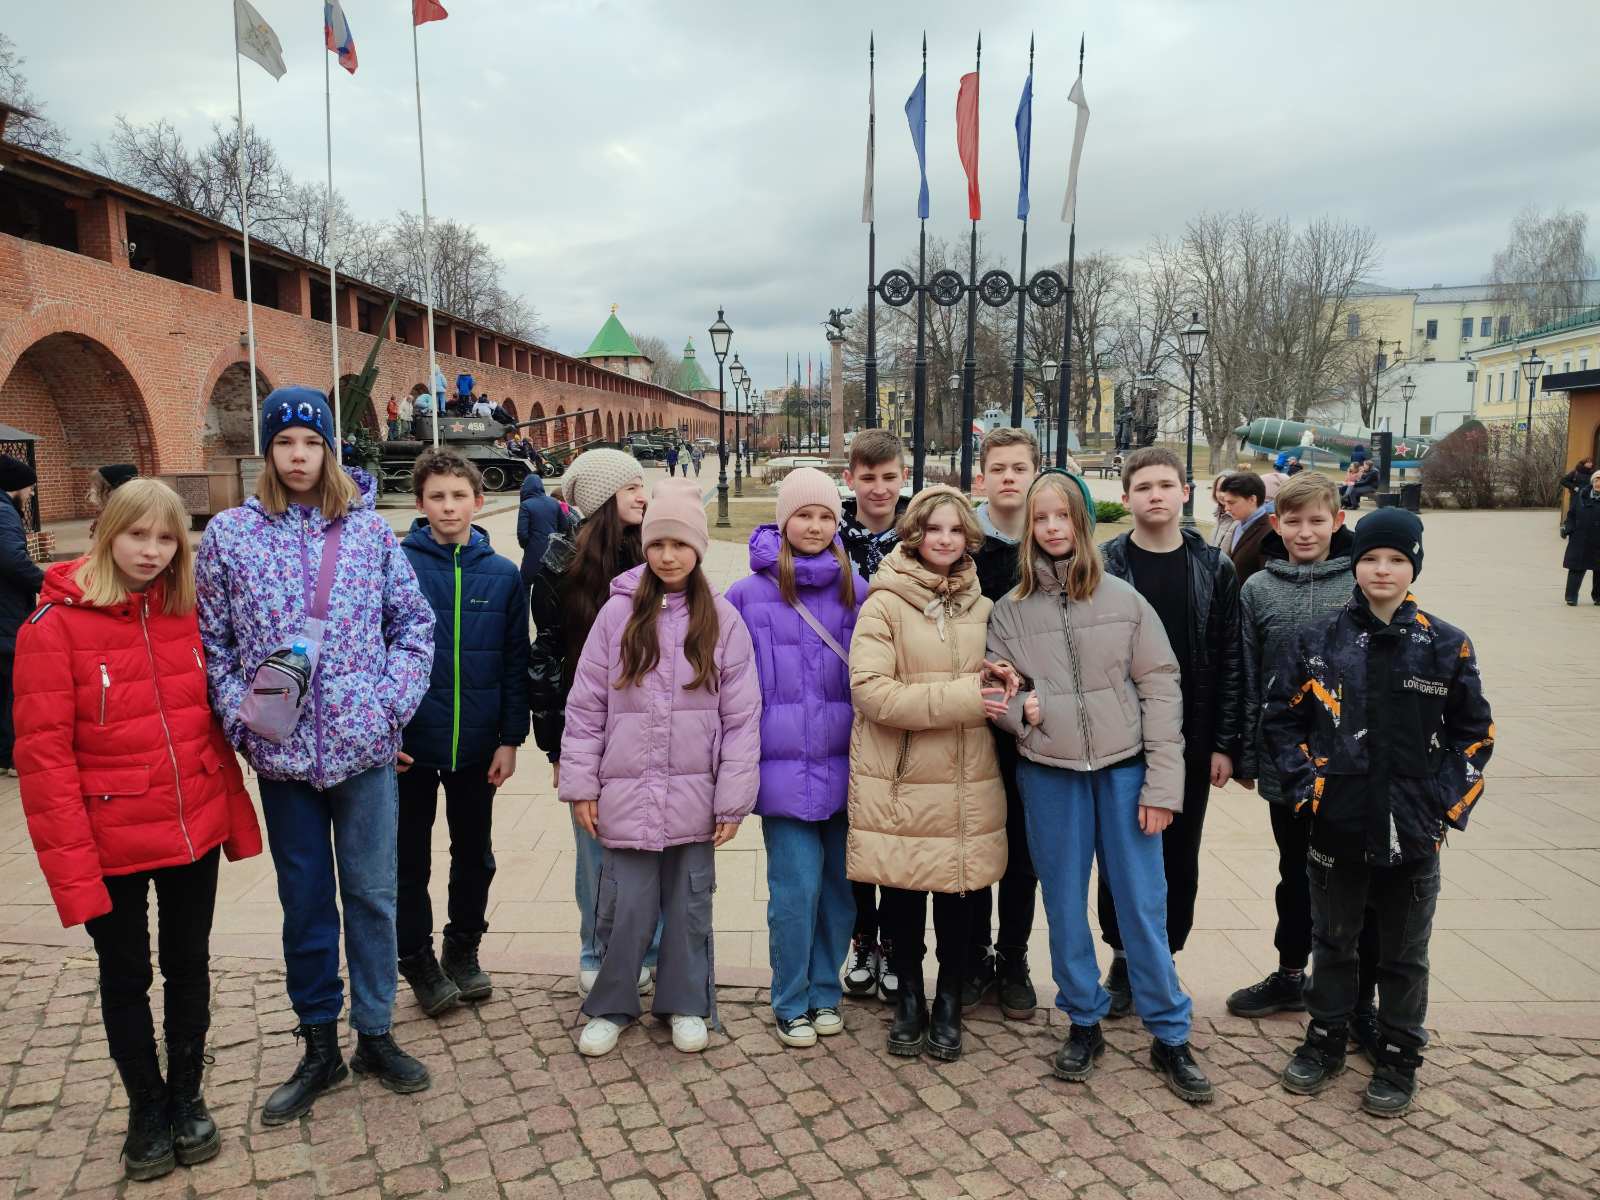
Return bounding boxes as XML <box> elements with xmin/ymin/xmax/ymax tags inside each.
<box><xmin>1015</xmin><ymin>471</ymin><xmax>1102</xmax><ymax>602</ymax></box>
<box><xmin>75</xmin><ymin>478</ymin><xmax>195</xmax><ymax>614</ymax></box>
<box><xmin>255</xmin><ymin>439</ymin><xmax>358</xmax><ymax>519</ymax></box>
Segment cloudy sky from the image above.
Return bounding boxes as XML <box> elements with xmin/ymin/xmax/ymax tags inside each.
<box><xmin>10</xmin><ymin>0</ymin><xmax>1600</xmax><ymax>396</ymax></box>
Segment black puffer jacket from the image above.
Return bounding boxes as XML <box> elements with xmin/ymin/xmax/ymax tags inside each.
<box><xmin>0</xmin><ymin>495</ymin><xmax>43</xmax><ymax>656</ymax></box>
<box><xmin>1100</xmin><ymin>528</ymin><xmax>1244</xmax><ymax>763</ymax></box>
<box><xmin>1562</xmin><ymin>487</ymin><xmax>1600</xmax><ymax>571</ymax></box>
<box><xmin>1263</xmin><ymin>587</ymin><xmax>1494</xmax><ymax>865</ymax></box>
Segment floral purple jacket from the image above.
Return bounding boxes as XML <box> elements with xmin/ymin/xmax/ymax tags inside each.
<box><xmin>195</xmin><ymin>469</ymin><xmax>435</xmax><ymax>790</ymax></box>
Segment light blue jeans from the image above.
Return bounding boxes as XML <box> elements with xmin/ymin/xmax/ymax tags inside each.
<box><xmin>1018</xmin><ymin>758</ymin><xmax>1194</xmax><ymax>1046</ymax></box>
<box><xmin>573</xmin><ymin>810</ymin><xmax>658</xmax><ymax>972</ymax></box>
<box><xmin>762</xmin><ymin>813</ymin><xmax>855</xmax><ymax>1022</ymax></box>
<box><xmin>259</xmin><ymin>765</ymin><xmax>398</xmax><ymax>1036</ymax></box>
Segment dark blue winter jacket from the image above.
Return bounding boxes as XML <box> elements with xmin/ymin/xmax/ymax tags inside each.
<box><xmin>516</xmin><ymin>474</ymin><xmax>569</xmax><ymax>585</ymax></box>
<box><xmin>0</xmin><ymin>494</ymin><xmax>43</xmax><ymax>655</ymax></box>
<box><xmin>401</xmin><ymin>521</ymin><xmax>531</xmax><ymax>771</ymax></box>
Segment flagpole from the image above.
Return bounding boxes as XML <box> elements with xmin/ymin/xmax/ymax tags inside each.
<box><xmin>412</xmin><ymin>16</ymin><xmax>441</xmax><ymax>450</ymax></box>
<box><xmin>233</xmin><ymin>37</ymin><xmax>262</xmax><ymax>457</ymax></box>
<box><xmin>1011</xmin><ymin>35</ymin><xmax>1034</xmax><ymax>428</ymax></box>
<box><xmin>864</xmin><ymin>34</ymin><xmax>878</xmax><ymax>430</ymax></box>
<box><xmin>959</xmin><ymin>34</ymin><xmax>980</xmax><ymax>493</ymax></box>
<box><xmin>912</xmin><ymin>33</ymin><xmax>929</xmax><ymax>492</ymax></box>
<box><xmin>323</xmin><ymin>45</ymin><xmax>342</xmax><ymax>463</ymax></box>
<box><xmin>1056</xmin><ymin>36</ymin><xmax>1084</xmax><ymax>470</ymax></box>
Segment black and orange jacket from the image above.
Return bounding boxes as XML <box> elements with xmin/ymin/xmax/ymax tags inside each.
<box><xmin>1262</xmin><ymin>586</ymin><xmax>1493</xmax><ymax>864</ymax></box>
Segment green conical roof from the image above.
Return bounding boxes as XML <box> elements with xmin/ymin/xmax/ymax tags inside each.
<box><xmin>671</xmin><ymin>337</ymin><xmax>713</xmax><ymax>393</ymax></box>
<box><xmin>580</xmin><ymin>306</ymin><xmax>645</xmax><ymax>360</ymax></box>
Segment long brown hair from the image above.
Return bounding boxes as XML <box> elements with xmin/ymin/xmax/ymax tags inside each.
<box><xmin>616</xmin><ymin>563</ymin><xmax>721</xmax><ymax>692</ymax></box>
<box><xmin>1015</xmin><ymin>472</ymin><xmax>1103</xmax><ymax>602</ymax></box>
<box><xmin>777</xmin><ymin>537</ymin><xmax>856</xmax><ymax>609</ymax></box>
<box><xmin>564</xmin><ymin>498</ymin><xmax>642</xmax><ymax>656</ymax></box>
<box><xmin>255</xmin><ymin>439</ymin><xmax>358</xmax><ymax>519</ymax></box>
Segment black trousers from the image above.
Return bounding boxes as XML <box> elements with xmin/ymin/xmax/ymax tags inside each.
<box><xmin>0</xmin><ymin>651</ymin><xmax>14</xmax><ymax>769</ymax></box>
<box><xmin>879</xmin><ymin>887</ymin><xmax>971</xmax><ymax>993</ymax></box>
<box><xmin>851</xmin><ymin>881</ymin><xmax>879</xmax><ymax>942</ymax></box>
<box><xmin>1307</xmin><ymin>854</ymin><xmax>1440</xmax><ymax>1053</ymax></box>
<box><xmin>966</xmin><ymin>733</ymin><xmax>1036</xmax><ymax>958</ymax></box>
<box><xmin>1566</xmin><ymin>568</ymin><xmax>1599</xmax><ymax>603</ymax></box>
<box><xmin>1098</xmin><ymin>755</ymin><xmax>1210</xmax><ymax>955</ymax></box>
<box><xmin>396</xmin><ymin>761</ymin><xmax>497</xmax><ymax>957</ymax></box>
<box><xmin>84</xmin><ymin>848</ymin><xmax>220</xmax><ymax>1062</ymax></box>
<box><xmin>1269</xmin><ymin>805</ymin><xmax>1380</xmax><ymax>1001</ymax></box>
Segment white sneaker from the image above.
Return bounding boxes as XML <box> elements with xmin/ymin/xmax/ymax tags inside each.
<box><xmin>578</xmin><ymin>1017</ymin><xmax>622</xmax><ymax>1056</ymax></box>
<box><xmin>669</xmin><ymin>1014</ymin><xmax>708</xmax><ymax>1053</ymax></box>
<box><xmin>577</xmin><ymin>967</ymin><xmax>599</xmax><ymax>997</ymax></box>
<box><xmin>637</xmin><ymin>965</ymin><xmax>654</xmax><ymax>994</ymax></box>
<box><xmin>776</xmin><ymin>1014</ymin><xmax>817</xmax><ymax>1048</ymax></box>
<box><xmin>811</xmin><ymin>1007</ymin><xmax>844</xmax><ymax>1037</ymax></box>
<box><xmin>878</xmin><ymin>966</ymin><xmax>900</xmax><ymax>1003</ymax></box>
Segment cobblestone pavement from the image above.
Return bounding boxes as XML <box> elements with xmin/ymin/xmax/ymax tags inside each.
<box><xmin>4</xmin><ymin>944</ymin><xmax>1598</xmax><ymax>1200</ymax></box>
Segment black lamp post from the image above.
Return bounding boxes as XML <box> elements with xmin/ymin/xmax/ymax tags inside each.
<box><xmin>1035</xmin><ymin>359</ymin><xmax>1059</xmax><ymax>459</ymax></box>
<box><xmin>740</xmin><ymin>374</ymin><xmax>753</xmax><ymax>474</ymax></box>
<box><xmin>1400</xmin><ymin>375</ymin><xmax>1417</xmax><ymax>438</ymax></box>
<box><xmin>729</xmin><ymin>354</ymin><xmax>746</xmax><ymax>497</ymax></box>
<box><xmin>1178</xmin><ymin>312</ymin><xmax>1209</xmax><ymax>527</ymax></box>
<box><xmin>1522</xmin><ymin>345</ymin><xmax>1544</xmax><ymax>453</ymax></box>
<box><xmin>948</xmin><ymin>372</ymin><xmax>961</xmax><ymax>477</ymax></box>
<box><xmin>708</xmin><ymin>308</ymin><xmax>732</xmax><ymax>527</ymax></box>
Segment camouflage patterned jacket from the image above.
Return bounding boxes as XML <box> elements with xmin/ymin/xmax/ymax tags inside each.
<box><xmin>1261</xmin><ymin>586</ymin><xmax>1494</xmax><ymax>864</ymax></box>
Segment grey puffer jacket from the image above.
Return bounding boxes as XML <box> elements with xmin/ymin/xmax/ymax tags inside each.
<box><xmin>986</xmin><ymin>558</ymin><xmax>1185</xmax><ymax>812</ymax></box>
<box><xmin>1236</xmin><ymin>532</ymin><xmax>1354</xmax><ymax>803</ymax></box>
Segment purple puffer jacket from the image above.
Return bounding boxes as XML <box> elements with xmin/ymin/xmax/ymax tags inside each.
<box><xmin>558</xmin><ymin>564</ymin><xmax>761</xmax><ymax>850</ymax></box>
<box><xmin>196</xmin><ymin>469</ymin><xmax>435</xmax><ymax>790</ymax></box>
<box><xmin>726</xmin><ymin>526</ymin><xmax>867</xmax><ymax>822</ymax></box>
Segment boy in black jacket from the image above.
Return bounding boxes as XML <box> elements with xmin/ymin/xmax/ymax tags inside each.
<box><xmin>1264</xmin><ymin>509</ymin><xmax>1493</xmax><ymax>1117</ymax></box>
<box><xmin>397</xmin><ymin>450</ymin><xmax>530</xmax><ymax>1016</ymax></box>
<box><xmin>1098</xmin><ymin>448</ymin><xmax>1243</xmax><ymax>1015</ymax></box>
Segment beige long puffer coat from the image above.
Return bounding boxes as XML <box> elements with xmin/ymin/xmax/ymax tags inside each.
<box><xmin>846</xmin><ymin>545</ymin><xmax>1006</xmax><ymax>895</ymax></box>
<box><xmin>986</xmin><ymin>556</ymin><xmax>1186</xmax><ymax>811</ymax></box>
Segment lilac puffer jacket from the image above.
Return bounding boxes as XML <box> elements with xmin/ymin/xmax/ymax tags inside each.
<box><xmin>559</xmin><ymin>564</ymin><xmax>761</xmax><ymax>850</ymax></box>
<box><xmin>196</xmin><ymin>469</ymin><xmax>435</xmax><ymax>790</ymax></box>
<box><xmin>726</xmin><ymin>526</ymin><xmax>866</xmax><ymax>822</ymax></box>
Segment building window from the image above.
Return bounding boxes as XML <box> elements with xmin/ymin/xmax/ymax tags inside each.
<box><xmin>1582</xmin><ymin>356</ymin><xmax>1590</xmax><ymax>371</ymax></box>
<box><xmin>1497</xmin><ymin>372</ymin><xmax>1504</xmax><ymax>402</ymax></box>
<box><xmin>1497</xmin><ymin>315</ymin><xmax>1511</xmax><ymax>338</ymax></box>
<box><xmin>1347</xmin><ymin>312</ymin><xmax>1360</xmax><ymax>338</ymax></box>
<box><xmin>1480</xmin><ymin>316</ymin><xmax>1493</xmax><ymax>337</ymax></box>
<box><xmin>1461</xmin><ymin>317</ymin><xmax>1474</xmax><ymax>339</ymax></box>
<box><xmin>1419</xmin><ymin>416</ymin><xmax>1433</xmax><ymax>435</ymax></box>
<box><xmin>1563</xmin><ymin>359</ymin><xmax>1572</xmax><ymax>374</ymax></box>
<box><xmin>1425</xmin><ymin>319</ymin><xmax>1438</xmax><ymax>340</ymax></box>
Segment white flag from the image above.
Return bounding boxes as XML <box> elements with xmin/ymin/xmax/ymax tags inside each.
<box><xmin>1060</xmin><ymin>73</ymin><xmax>1090</xmax><ymax>223</ymax></box>
<box><xmin>861</xmin><ymin>68</ymin><xmax>875</xmax><ymax>223</ymax></box>
<box><xmin>235</xmin><ymin>0</ymin><xmax>287</xmax><ymax>80</ymax></box>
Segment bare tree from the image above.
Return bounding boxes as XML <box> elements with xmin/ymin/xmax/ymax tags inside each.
<box><xmin>1489</xmin><ymin>206</ymin><xmax>1596</xmax><ymax>333</ymax></box>
<box><xmin>633</xmin><ymin>335</ymin><xmax>681</xmax><ymax>388</ymax></box>
<box><xmin>0</xmin><ymin>33</ymin><xmax>69</xmax><ymax>157</ymax></box>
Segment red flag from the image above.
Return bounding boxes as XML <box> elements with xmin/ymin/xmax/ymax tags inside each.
<box><xmin>414</xmin><ymin>0</ymin><xmax>449</xmax><ymax>24</ymax></box>
<box><xmin>956</xmin><ymin>71</ymin><xmax>980</xmax><ymax>220</ymax></box>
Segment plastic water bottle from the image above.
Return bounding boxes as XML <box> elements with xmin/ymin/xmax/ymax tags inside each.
<box><xmin>282</xmin><ymin>640</ymin><xmax>312</xmax><ymax>678</ymax></box>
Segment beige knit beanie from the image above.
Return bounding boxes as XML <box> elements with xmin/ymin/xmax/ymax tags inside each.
<box><xmin>776</xmin><ymin>466</ymin><xmax>842</xmax><ymax>532</ymax></box>
<box><xmin>563</xmin><ymin>448</ymin><xmax>644</xmax><ymax>520</ymax></box>
<box><xmin>641</xmin><ymin>478</ymin><xmax>709</xmax><ymax>559</ymax></box>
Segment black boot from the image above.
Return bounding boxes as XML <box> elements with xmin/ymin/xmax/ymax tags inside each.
<box><xmin>1225</xmin><ymin>967</ymin><xmax>1306</xmax><ymax>1018</ymax></box>
<box><xmin>350</xmin><ymin>1031</ymin><xmax>431</xmax><ymax>1094</ymax></box>
<box><xmin>1052</xmin><ymin>1023</ymin><xmax>1105</xmax><ymax>1082</ymax></box>
<box><xmin>441</xmin><ymin>932</ymin><xmax>492</xmax><ymax>1002</ymax></box>
<box><xmin>886</xmin><ymin>973</ymin><xmax>927</xmax><ymax>1057</ymax></box>
<box><xmin>1103</xmin><ymin>957</ymin><xmax>1133</xmax><ymax>1019</ymax></box>
<box><xmin>959</xmin><ymin>946</ymin><xmax>997</xmax><ymax>1012</ymax></box>
<box><xmin>261</xmin><ymin>1022</ymin><xmax>347</xmax><ymax>1126</ymax></box>
<box><xmin>165</xmin><ymin>1037</ymin><xmax>220</xmax><ymax>1166</ymax></box>
<box><xmin>996</xmin><ymin>946</ymin><xmax>1037</xmax><ymax>1021</ymax></box>
<box><xmin>927</xmin><ymin>984</ymin><xmax>962</xmax><ymax>1062</ymax></box>
<box><xmin>1363</xmin><ymin>1040</ymin><xmax>1422</xmax><ymax>1117</ymax></box>
<box><xmin>114</xmin><ymin>1046</ymin><xmax>176</xmax><ymax>1181</ymax></box>
<box><xmin>1150</xmin><ymin>1039</ymin><xmax>1214</xmax><ymax>1104</ymax></box>
<box><xmin>399</xmin><ymin>946</ymin><xmax>463</xmax><ymax>1017</ymax></box>
<box><xmin>1280</xmin><ymin>1021</ymin><xmax>1348</xmax><ymax>1095</ymax></box>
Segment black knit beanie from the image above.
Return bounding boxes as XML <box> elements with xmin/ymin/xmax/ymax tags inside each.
<box><xmin>1351</xmin><ymin>508</ymin><xmax>1424</xmax><ymax>579</ymax></box>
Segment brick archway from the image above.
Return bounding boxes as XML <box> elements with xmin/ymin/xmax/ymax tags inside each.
<box><xmin>203</xmin><ymin>362</ymin><xmax>274</xmax><ymax>463</ymax></box>
<box><xmin>606</xmin><ymin>411</ymin><xmax>616</xmax><ymax>442</ymax></box>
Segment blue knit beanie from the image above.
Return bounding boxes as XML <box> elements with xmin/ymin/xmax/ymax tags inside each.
<box><xmin>261</xmin><ymin>386</ymin><xmax>336</xmax><ymax>450</ymax></box>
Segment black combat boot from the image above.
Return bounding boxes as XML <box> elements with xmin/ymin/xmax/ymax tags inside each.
<box><xmin>441</xmin><ymin>932</ymin><xmax>492</xmax><ymax>1002</ymax></box>
<box><xmin>996</xmin><ymin>946</ymin><xmax>1037</xmax><ymax>1021</ymax></box>
<box><xmin>886</xmin><ymin>972</ymin><xmax>928</xmax><ymax>1057</ymax></box>
<box><xmin>926</xmin><ymin>982</ymin><xmax>962</xmax><ymax>1062</ymax></box>
<box><xmin>165</xmin><ymin>1037</ymin><xmax>220</xmax><ymax>1165</ymax></box>
<box><xmin>114</xmin><ymin>1045</ymin><xmax>176</xmax><ymax>1181</ymax></box>
<box><xmin>1280</xmin><ymin>1021</ymin><xmax>1348</xmax><ymax>1095</ymax></box>
<box><xmin>1150</xmin><ymin>1039</ymin><xmax>1214</xmax><ymax>1104</ymax></box>
<box><xmin>1363</xmin><ymin>1040</ymin><xmax>1423</xmax><ymax>1117</ymax></box>
<box><xmin>261</xmin><ymin>1022</ymin><xmax>347</xmax><ymax>1126</ymax></box>
<box><xmin>1052</xmin><ymin>1023</ymin><xmax>1106</xmax><ymax>1082</ymax></box>
<box><xmin>399</xmin><ymin>946</ymin><xmax>463</xmax><ymax>1017</ymax></box>
<box><xmin>350</xmin><ymin>1031</ymin><xmax>431</xmax><ymax>1094</ymax></box>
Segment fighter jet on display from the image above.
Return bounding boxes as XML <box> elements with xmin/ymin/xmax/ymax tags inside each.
<box><xmin>1233</xmin><ymin>417</ymin><xmax>1438</xmax><ymax>468</ymax></box>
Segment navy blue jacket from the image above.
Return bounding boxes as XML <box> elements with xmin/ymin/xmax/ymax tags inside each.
<box><xmin>516</xmin><ymin>474</ymin><xmax>570</xmax><ymax>585</ymax></box>
<box><xmin>0</xmin><ymin>495</ymin><xmax>43</xmax><ymax>655</ymax></box>
<box><xmin>401</xmin><ymin>521</ymin><xmax>531</xmax><ymax>770</ymax></box>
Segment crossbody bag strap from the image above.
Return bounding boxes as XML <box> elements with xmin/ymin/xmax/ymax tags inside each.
<box><xmin>788</xmin><ymin>598</ymin><xmax>849</xmax><ymax>666</ymax></box>
<box><xmin>309</xmin><ymin>519</ymin><xmax>344</xmax><ymax>621</ymax></box>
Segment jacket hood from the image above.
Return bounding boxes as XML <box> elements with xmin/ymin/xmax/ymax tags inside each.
<box><xmin>1261</xmin><ymin>525</ymin><xmax>1355</xmax><ymax>573</ymax></box>
<box><xmin>520</xmin><ymin>474</ymin><xmax>546</xmax><ymax>500</ymax></box>
<box><xmin>976</xmin><ymin>502</ymin><xmax>1022</xmax><ymax>547</ymax></box>
<box><xmin>609</xmin><ymin>561</ymin><xmax>722</xmax><ymax>603</ymax></box>
<box><xmin>871</xmin><ymin>543</ymin><xmax>982</xmax><ymax>615</ymax></box>
<box><xmin>39</xmin><ymin>558</ymin><xmax>169</xmax><ymax>613</ymax></box>
<box><xmin>747</xmin><ymin>524</ymin><xmax>845</xmax><ymax>587</ymax></box>
<box><xmin>402</xmin><ymin>519</ymin><xmax>495</xmax><ymax>561</ymax></box>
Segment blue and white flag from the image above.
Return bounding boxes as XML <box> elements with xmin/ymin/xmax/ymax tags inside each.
<box><xmin>905</xmin><ymin>69</ymin><xmax>928</xmax><ymax>220</ymax></box>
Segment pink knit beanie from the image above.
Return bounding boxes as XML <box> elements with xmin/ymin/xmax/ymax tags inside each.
<box><xmin>641</xmin><ymin>478</ymin><xmax>709</xmax><ymax>560</ymax></box>
<box><xmin>776</xmin><ymin>466</ymin><xmax>842</xmax><ymax>532</ymax></box>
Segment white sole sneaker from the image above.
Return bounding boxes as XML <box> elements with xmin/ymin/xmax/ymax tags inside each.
<box><xmin>811</xmin><ymin>1009</ymin><xmax>844</xmax><ymax>1037</ymax></box>
<box><xmin>578</xmin><ymin>1017</ymin><xmax>622</xmax><ymax>1056</ymax></box>
<box><xmin>776</xmin><ymin>1018</ymin><xmax>817</xmax><ymax>1048</ymax></box>
<box><xmin>669</xmin><ymin>1014</ymin><xmax>708</xmax><ymax>1053</ymax></box>
<box><xmin>577</xmin><ymin>968</ymin><xmax>598</xmax><ymax>997</ymax></box>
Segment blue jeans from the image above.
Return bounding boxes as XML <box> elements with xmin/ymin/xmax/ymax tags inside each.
<box><xmin>762</xmin><ymin>813</ymin><xmax>854</xmax><ymax>1021</ymax></box>
<box><xmin>259</xmin><ymin>765</ymin><xmax>399</xmax><ymax>1035</ymax></box>
<box><xmin>572</xmin><ymin>810</ymin><xmax>658</xmax><ymax>972</ymax></box>
<box><xmin>1018</xmin><ymin>758</ymin><xmax>1193</xmax><ymax>1046</ymax></box>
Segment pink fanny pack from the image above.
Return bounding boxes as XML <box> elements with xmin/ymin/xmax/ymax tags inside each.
<box><xmin>237</xmin><ymin>520</ymin><xmax>343</xmax><ymax>744</ymax></box>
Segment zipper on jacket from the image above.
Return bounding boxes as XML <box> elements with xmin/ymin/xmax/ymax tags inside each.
<box><xmin>98</xmin><ymin>662</ymin><xmax>110</xmax><ymax>726</ymax></box>
<box><xmin>1058</xmin><ymin>592</ymin><xmax>1095</xmax><ymax>770</ymax></box>
<box><xmin>141</xmin><ymin>596</ymin><xmax>196</xmax><ymax>862</ymax></box>
<box><xmin>947</xmin><ymin>602</ymin><xmax>967</xmax><ymax>895</ymax></box>
<box><xmin>192</xmin><ymin>646</ymin><xmax>204</xmax><ymax>672</ymax></box>
<box><xmin>300</xmin><ymin>513</ymin><xmax>325</xmax><ymax>785</ymax></box>
<box><xmin>451</xmin><ymin>543</ymin><xmax>462</xmax><ymax>772</ymax></box>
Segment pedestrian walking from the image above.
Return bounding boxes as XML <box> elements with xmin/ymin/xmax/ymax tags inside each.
<box><xmin>1561</xmin><ymin>467</ymin><xmax>1600</xmax><ymax>605</ymax></box>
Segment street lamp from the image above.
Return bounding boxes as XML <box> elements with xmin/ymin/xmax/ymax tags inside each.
<box><xmin>1522</xmin><ymin>345</ymin><xmax>1544</xmax><ymax>453</ymax></box>
<box><xmin>739</xmin><ymin>374</ymin><xmax>753</xmax><ymax>476</ymax></box>
<box><xmin>1178</xmin><ymin>312</ymin><xmax>1209</xmax><ymax>526</ymax></box>
<box><xmin>708</xmin><ymin>308</ymin><xmax>732</xmax><ymax>527</ymax></box>
<box><xmin>729</xmin><ymin>355</ymin><xmax>746</xmax><ymax>497</ymax></box>
<box><xmin>948</xmin><ymin>372</ymin><xmax>961</xmax><ymax>477</ymax></box>
<box><xmin>1039</xmin><ymin>359</ymin><xmax>1059</xmax><ymax>458</ymax></box>
<box><xmin>1400</xmin><ymin>375</ymin><xmax>1417</xmax><ymax>437</ymax></box>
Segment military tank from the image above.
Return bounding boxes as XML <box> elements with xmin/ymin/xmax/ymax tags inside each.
<box><xmin>377</xmin><ymin>406</ymin><xmax>601</xmax><ymax>494</ymax></box>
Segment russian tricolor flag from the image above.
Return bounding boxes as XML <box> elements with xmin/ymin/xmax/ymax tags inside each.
<box><xmin>324</xmin><ymin>1</ymin><xmax>357</xmax><ymax>74</ymax></box>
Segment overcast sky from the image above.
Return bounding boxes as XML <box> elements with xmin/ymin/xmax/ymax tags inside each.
<box><xmin>10</xmin><ymin>0</ymin><xmax>1600</xmax><ymax>396</ymax></box>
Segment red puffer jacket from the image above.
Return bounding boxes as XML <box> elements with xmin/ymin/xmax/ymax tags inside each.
<box><xmin>14</xmin><ymin>561</ymin><xmax>262</xmax><ymax>927</ymax></box>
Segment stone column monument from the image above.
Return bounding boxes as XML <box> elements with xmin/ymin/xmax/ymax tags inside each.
<box><xmin>824</xmin><ymin>306</ymin><xmax>852</xmax><ymax>467</ymax></box>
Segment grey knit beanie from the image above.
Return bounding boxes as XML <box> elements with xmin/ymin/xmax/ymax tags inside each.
<box><xmin>564</xmin><ymin>447</ymin><xmax>645</xmax><ymax>520</ymax></box>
